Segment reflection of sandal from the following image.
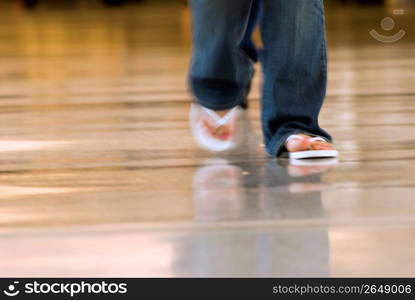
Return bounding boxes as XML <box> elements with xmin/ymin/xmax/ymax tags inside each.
<box><xmin>192</xmin><ymin>159</ymin><xmax>243</xmax><ymax>221</ymax></box>
<box><xmin>286</xmin><ymin>135</ymin><xmax>339</xmax><ymax>160</ymax></box>
<box><xmin>287</xmin><ymin>160</ymin><xmax>336</xmax><ymax>178</ymax></box>
<box><xmin>189</xmin><ymin>103</ymin><xmax>242</xmax><ymax>152</ymax></box>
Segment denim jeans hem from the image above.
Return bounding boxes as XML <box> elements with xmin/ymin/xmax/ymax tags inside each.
<box><xmin>195</xmin><ymin>97</ymin><xmax>243</xmax><ymax>111</ymax></box>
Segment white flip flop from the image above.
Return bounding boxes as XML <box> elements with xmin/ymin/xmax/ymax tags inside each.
<box><xmin>289</xmin><ymin>158</ymin><xmax>339</xmax><ymax>166</ymax></box>
<box><xmin>189</xmin><ymin>103</ymin><xmax>242</xmax><ymax>152</ymax></box>
<box><xmin>286</xmin><ymin>135</ymin><xmax>339</xmax><ymax>160</ymax></box>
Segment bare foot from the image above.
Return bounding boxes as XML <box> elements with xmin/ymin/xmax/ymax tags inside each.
<box><xmin>286</xmin><ymin>134</ymin><xmax>334</xmax><ymax>152</ymax></box>
<box><xmin>202</xmin><ymin>120</ymin><xmax>233</xmax><ymax>140</ymax></box>
<box><xmin>200</xmin><ymin>109</ymin><xmax>235</xmax><ymax>141</ymax></box>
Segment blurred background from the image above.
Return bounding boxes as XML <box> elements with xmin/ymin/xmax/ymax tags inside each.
<box><xmin>1</xmin><ymin>0</ymin><xmax>415</xmax><ymax>277</ymax></box>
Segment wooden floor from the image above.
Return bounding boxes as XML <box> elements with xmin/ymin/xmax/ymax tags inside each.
<box><xmin>1</xmin><ymin>0</ymin><xmax>415</xmax><ymax>277</ymax></box>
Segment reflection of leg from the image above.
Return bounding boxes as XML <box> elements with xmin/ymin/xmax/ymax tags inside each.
<box><xmin>173</xmin><ymin>228</ymin><xmax>329</xmax><ymax>276</ymax></box>
<box><xmin>189</xmin><ymin>0</ymin><xmax>254</xmax><ymax>111</ymax></box>
<box><xmin>264</xmin><ymin>161</ymin><xmax>325</xmax><ymax>218</ymax></box>
<box><xmin>192</xmin><ymin>159</ymin><xmax>245</xmax><ymax>221</ymax></box>
<box><xmin>260</xmin><ymin>0</ymin><xmax>332</xmax><ymax>156</ymax></box>
<box><xmin>262</xmin><ymin>161</ymin><xmax>330</xmax><ymax>276</ymax></box>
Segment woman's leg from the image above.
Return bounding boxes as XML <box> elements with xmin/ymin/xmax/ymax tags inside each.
<box><xmin>189</xmin><ymin>0</ymin><xmax>254</xmax><ymax>111</ymax></box>
<box><xmin>240</xmin><ymin>0</ymin><xmax>262</xmax><ymax>63</ymax></box>
<box><xmin>260</xmin><ymin>0</ymin><xmax>333</xmax><ymax>156</ymax></box>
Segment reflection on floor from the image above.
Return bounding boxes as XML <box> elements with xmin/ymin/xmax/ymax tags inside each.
<box><xmin>1</xmin><ymin>1</ymin><xmax>415</xmax><ymax>277</ymax></box>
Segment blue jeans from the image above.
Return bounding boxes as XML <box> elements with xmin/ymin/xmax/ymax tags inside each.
<box><xmin>189</xmin><ymin>0</ymin><xmax>332</xmax><ymax>156</ymax></box>
<box><xmin>240</xmin><ymin>0</ymin><xmax>262</xmax><ymax>63</ymax></box>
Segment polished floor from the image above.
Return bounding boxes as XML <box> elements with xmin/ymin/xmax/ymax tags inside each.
<box><xmin>1</xmin><ymin>0</ymin><xmax>415</xmax><ymax>277</ymax></box>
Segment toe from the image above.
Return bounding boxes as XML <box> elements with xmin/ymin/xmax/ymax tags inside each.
<box><xmin>310</xmin><ymin>141</ymin><xmax>334</xmax><ymax>151</ymax></box>
<box><xmin>286</xmin><ymin>134</ymin><xmax>336</xmax><ymax>153</ymax></box>
<box><xmin>286</xmin><ymin>137</ymin><xmax>311</xmax><ymax>152</ymax></box>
